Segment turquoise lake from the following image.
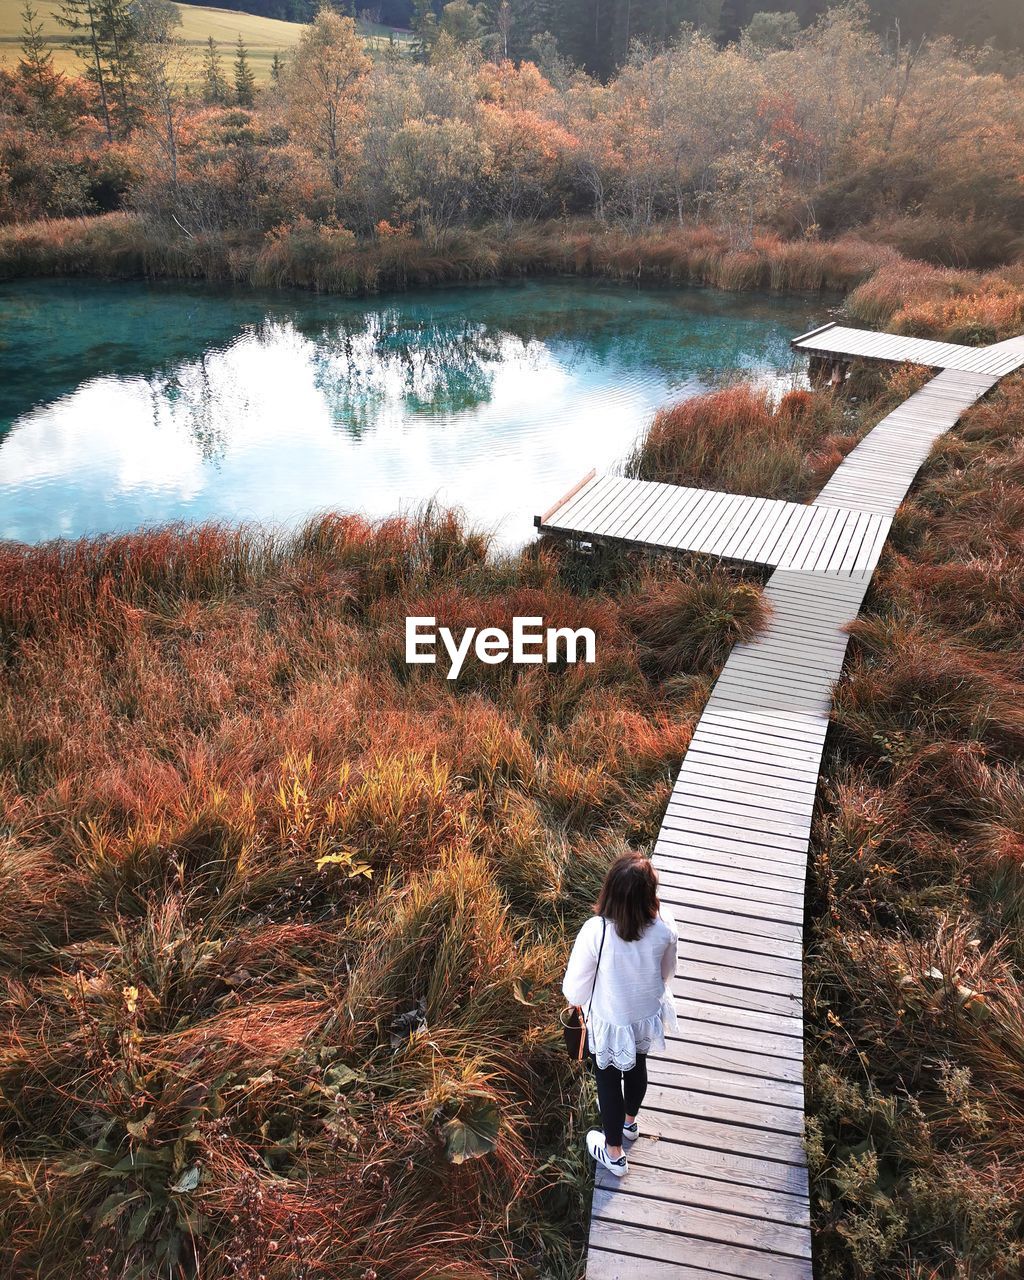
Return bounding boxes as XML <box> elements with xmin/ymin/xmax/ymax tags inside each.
<box><xmin>0</xmin><ymin>279</ymin><xmax>828</xmax><ymax>548</ymax></box>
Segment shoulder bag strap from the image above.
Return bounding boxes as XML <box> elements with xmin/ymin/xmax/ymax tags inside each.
<box><xmin>583</xmin><ymin>917</ymin><xmax>607</xmax><ymax>1027</ymax></box>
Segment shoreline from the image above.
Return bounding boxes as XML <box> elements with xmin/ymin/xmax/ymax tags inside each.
<box><xmin>0</xmin><ymin>213</ymin><xmax>896</xmax><ymax>298</ymax></box>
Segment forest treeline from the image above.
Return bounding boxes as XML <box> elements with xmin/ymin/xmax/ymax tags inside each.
<box><xmin>209</xmin><ymin>0</ymin><xmax>1024</xmax><ymax>75</ymax></box>
<box><xmin>2</xmin><ymin>3</ymin><xmax>1023</xmax><ymax>269</ymax></box>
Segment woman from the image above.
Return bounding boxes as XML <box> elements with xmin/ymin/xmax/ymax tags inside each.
<box><xmin>562</xmin><ymin>851</ymin><xmax>678</xmax><ymax>1177</ymax></box>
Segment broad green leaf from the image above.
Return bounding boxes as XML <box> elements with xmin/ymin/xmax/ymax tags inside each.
<box><xmin>442</xmin><ymin>1096</ymin><xmax>500</xmax><ymax>1164</ymax></box>
<box><xmin>125</xmin><ymin>1203</ymin><xmax>154</xmax><ymax>1248</ymax></box>
<box><xmin>512</xmin><ymin>977</ymin><xmax>536</xmax><ymax>1006</ymax></box>
<box><xmin>94</xmin><ymin>1191</ymin><xmax>141</xmax><ymax>1229</ymax></box>
<box><xmin>325</xmin><ymin>1064</ymin><xmax>364</xmax><ymax>1090</ymax></box>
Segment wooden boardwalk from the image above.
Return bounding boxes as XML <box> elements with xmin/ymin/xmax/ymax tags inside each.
<box><xmin>791</xmin><ymin>321</ymin><xmax>1024</xmax><ymax>377</ymax></box>
<box><xmin>538</xmin><ymin>475</ymin><xmax>891</xmax><ymax>573</ymax></box>
<box><xmin>535</xmin><ymin>330</ymin><xmax>1022</xmax><ymax>1279</ymax></box>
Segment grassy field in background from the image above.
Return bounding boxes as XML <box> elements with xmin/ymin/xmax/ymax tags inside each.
<box><xmin>0</xmin><ymin>0</ymin><xmax>411</xmax><ymax>81</ymax></box>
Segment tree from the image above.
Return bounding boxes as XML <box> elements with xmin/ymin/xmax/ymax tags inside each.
<box><xmin>201</xmin><ymin>34</ymin><xmax>229</xmax><ymax>104</ymax></box>
<box><xmin>412</xmin><ymin>0</ymin><xmax>439</xmax><ymax>58</ymax></box>
<box><xmin>270</xmin><ymin>50</ymin><xmax>285</xmax><ymax>81</ymax></box>
<box><xmin>438</xmin><ymin>0</ymin><xmax>481</xmax><ymax>45</ymax></box>
<box><xmin>99</xmin><ymin>0</ymin><xmax>143</xmax><ymax>131</ymax></box>
<box><xmin>390</xmin><ymin>114</ymin><xmax>489</xmax><ymax>238</ymax></box>
<box><xmin>18</xmin><ymin>0</ymin><xmax>55</xmax><ymax>90</ymax></box>
<box><xmin>234</xmin><ymin>34</ymin><xmax>256</xmax><ymax>105</ymax></box>
<box><xmin>285</xmin><ymin>7</ymin><xmax>371</xmax><ymax>192</ymax></box>
<box><xmin>17</xmin><ymin>0</ymin><xmax>73</xmax><ymax>130</ymax></box>
<box><xmin>480</xmin><ymin>101</ymin><xmax>573</xmax><ymax>226</ymax></box>
<box><xmin>57</xmin><ymin>0</ymin><xmax>148</xmax><ymax>138</ymax></box>
<box><xmin>711</xmin><ymin>140</ymin><xmax>784</xmax><ymax>244</ymax></box>
<box><xmin>135</xmin><ymin>0</ymin><xmax>189</xmax><ymax>188</ymax></box>
<box><xmin>741</xmin><ymin>10</ymin><xmax>800</xmax><ymax>51</ymax></box>
<box><xmin>492</xmin><ymin>0</ymin><xmax>513</xmax><ymax>57</ymax></box>
<box><xmin>56</xmin><ymin>0</ymin><xmax>114</xmax><ymax>139</ymax></box>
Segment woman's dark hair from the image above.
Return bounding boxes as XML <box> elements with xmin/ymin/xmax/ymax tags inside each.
<box><xmin>595</xmin><ymin>852</ymin><xmax>659</xmax><ymax>942</ymax></box>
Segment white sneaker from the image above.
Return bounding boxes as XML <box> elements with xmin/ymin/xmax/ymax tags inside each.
<box><xmin>587</xmin><ymin>1129</ymin><xmax>628</xmax><ymax>1177</ymax></box>
<box><xmin>622</xmin><ymin>1119</ymin><xmax>639</xmax><ymax>1142</ymax></box>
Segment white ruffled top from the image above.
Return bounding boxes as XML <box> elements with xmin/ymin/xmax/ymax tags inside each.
<box><xmin>562</xmin><ymin>906</ymin><xmax>679</xmax><ymax>1071</ymax></box>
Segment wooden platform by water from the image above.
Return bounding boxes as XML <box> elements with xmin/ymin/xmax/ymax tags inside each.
<box><xmin>791</xmin><ymin>321</ymin><xmax>1024</xmax><ymax>377</ymax></box>
<box><xmin>535</xmin><ymin>329</ymin><xmax>1023</xmax><ymax>1279</ymax></box>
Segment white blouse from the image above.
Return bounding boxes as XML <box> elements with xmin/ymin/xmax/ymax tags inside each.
<box><xmin>562</xmin><ymin>907</ymin><xmax>679</xmax><ymax>1070</ymax></box>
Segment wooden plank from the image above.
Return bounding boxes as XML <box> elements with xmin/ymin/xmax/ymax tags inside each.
<box><xmin>536</xmin><ymin>468</ymin><xmax>597</xmax><ymax>526</ymax></box>
<box><xmin>548</xmin><ymin>474</ymin><xmax>621</xmax><ymax>532</ymax></box>
<box><xmin>656</xmin><ymin>838</ymin><xmax>808</xmax><ymax>880</ymax></box>
<box><xmin>641</xmin><ymin>1082</ymin><xmax>805</xmax><ymax>1137</ymax></box>
<box><xmin>605</xmin><ymin>1104</ymin><xmax>805</xmax><ymax>1163</ymax></box>
<box><xmin>670</xmin><ymin>766</ymin><xmax>820</xmax><ymax>809</ymax></box>
<box><xmin>656</xmin><ymin>817</ymin><xmax>812</xmax><ymax>856</ymax></box>
<box><xmin>673</xmin><ymin>917</ymin><xmax>804</xmax><ymax>964</ymax></box>
<box><xmin>658</xmin><ymin>1034</ymin><xmax>805</xmax><ymax>1084</ymax></box>
<box><xmin>624</xmin><ymin>1134</ymin><xmax>809</xmax><ymax>1196</ymax></box>
<box><xmin>661</xmin><ymin>832</ymin><xmax>811</xmax><ymax>876</ymax></box>
<box><xmin>673</xmin><ymin>976</ymin><xmax>802</xmax><ymax>1017</ymax></box>
<box><xmin>668</xmin><ymin>1019</ymin><xmax>803</xmax><ymax>1064</ymax></box>
<box><xmin>675</xmin><ymin>927</ymin><xmax>805</xmax><ymax>972</ymax></box>
<box><xmin>667</xmin><ymin>901</ymin><xmax>804</xmax><ymax>947</ymax></box>
<box><xmin>589</xmin><ymin>1214</ymin><xmax>811</xmax><ymax>1280</ymax></box>
<box><xmin>663</xmin><ymin>799</ymin><xmax>813</xmax><ymax>842</ymax></box>
<box><xmin>660</xmin><ymin>873</ymin><xmax>806</xmax><ymax>919</ymax></box>
<box><xmin>588</xmin><ymin>1244</ymin><xmax>731</xmax><ymax>1280</ymax></box>
<box><xmin>645</xmin><ymin>1057</ymin><xmax>805</xmax><ymax>1108</ymax></box>
<box><xmin>591</xmin><ymin>1186</ymin><xmax>811</xmax><ymax>1260</ymax></box>
<box><xmin>659</xmin><ymin>876</ymin><xmax>804</xmax><ymax>921</ymax></box>
<box><xmin>676</xmin><ymin>946</ymin><xmax>805</xmax><ymax>989</ymax></box>
<box><xmin>684</xmin><ymin>732</ymin><xmax>826</xmax><ymax>771</ymax></box>
<box><xmin>595</xmin><ymin>1160</ymin><xmax>810</xmax><ymax>1227</ymax></box>
<box><xmin>675</xmin><ymin>998</ymin><xmax>804</xmax><ymax>1041</ymax></box>
<box><xmin>657</xmin><ymin>851</ymin><xmax>806</xmax><ymax>891</ymax></box>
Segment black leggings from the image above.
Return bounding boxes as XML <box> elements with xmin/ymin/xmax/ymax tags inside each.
<box><xmin>593</xmin><ymin>1054</ymin><xmax>647</xmax><ymax>1147</ymax></box>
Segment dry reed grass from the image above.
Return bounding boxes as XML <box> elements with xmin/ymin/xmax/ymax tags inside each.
<box><xmin>803</xmin><ymin>373</ymin><xmax>1024</xmax><ymax>1279</ymax></box>
<box><xmin>0</xmin><ymin>213</ymin><xmax>896</xmax><ymax>297</ymax></box>
<box><xmin>0</xmin><ymin>502</ymin><xmax>766</xmax><ymax>1277</ymax></box>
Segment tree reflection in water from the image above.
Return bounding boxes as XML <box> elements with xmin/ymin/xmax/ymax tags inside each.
<box><xmin>0</xmin><ymin>278</ymin><xmax>821</xmax><ymax>545</ymax></box>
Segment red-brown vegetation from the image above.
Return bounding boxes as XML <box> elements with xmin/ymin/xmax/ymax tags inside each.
<box><xmin>0</xmin><ymin>506</ymin><xmax>769</xmax><ymax>1277</ymax></box>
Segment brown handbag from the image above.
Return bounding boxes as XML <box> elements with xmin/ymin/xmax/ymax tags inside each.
<box><xmin>560</xmin><ymin>917</ymin><xmax>607</xmax><ymax>1062</ymax></box>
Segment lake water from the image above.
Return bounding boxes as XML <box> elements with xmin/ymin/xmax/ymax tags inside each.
<box><xmin>0</xmin><ymin>279</ymin><xmax>826</xmax><ymax>549</ymax></box>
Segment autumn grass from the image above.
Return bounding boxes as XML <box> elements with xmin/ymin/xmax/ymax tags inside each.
<box><xmin>0</xmin><ymin>501</ymin><xmax>770</xmax><ymax>1278</ymax></box>
<box><xmin>621</xmin><ymin>361</ymin><xmax>1024</xmax><ymax>1276</ymax></box>
<box><xmin>846</xmin><ymin>260</ymin><xmax>1024</xmax><ymax>343</ymax></box>
<box><xmin>802</xmin><ymin>374</ymin><xmax>1024</xmax><ymax>1279</ymax></box>
<box><xmin>0</xmin><ymin>211</ymin><xmax>897</xmax><ymax>296</ymax></box>
<box><xmin>625</xmin><ymin>383</ymin><xmax>872</xmax><ymax>503</ymax></box>
<box><xmin>4</xmin><ymin>263</ymin><xmax>1023</xmax><ymax>1276</ymax></box>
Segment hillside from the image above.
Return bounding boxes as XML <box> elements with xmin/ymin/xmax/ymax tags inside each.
<box><xmin>0</xmin><ymin>0</ymin><xmax>410</xmax><ymax>81</ymax></box>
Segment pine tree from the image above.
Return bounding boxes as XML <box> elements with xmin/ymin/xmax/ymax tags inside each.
<box><xmin>270</xmin><ymin>50</ymin><xmax>285</xmax><ymax>81</ymax></box>
<box><xmin>17</xmin><ymin>0</ymin><xmax>67</xmax><ymax>121</ymax></box>
<box><xmin>234</xmin><ymin>34</ymin><xmax>256</xmax><ymax>105</ymax></box>
<box><xmin>57</xmin><ymin>0</ymin><xmax>113</xmax><ymax>139</ymax></box>
<box><xmin>99</xmin><ymin>0</ymin><xmax>141</xmax><ymax>131</ymax></box>
<box><xmin>202</xmin><ymin>34</ymin><xmax>228</xmax><ymax>103</ymax></box>
<box><xmin>411</xmin><ymin>0</ymin><xmax>438</xmax><ymax>58</ymax></box>
<box><xmin>18</xmin><ymin>0</ymin><xmax>54</xmax><ymax>85</ymax></box>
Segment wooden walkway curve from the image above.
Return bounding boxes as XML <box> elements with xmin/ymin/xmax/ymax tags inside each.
<box><xmin>791</xmin><ymin>321</ymin><xmax>1024</xmax><ymax>378</ymax></box>
<box><xmin>534</xmin><ymin>329</ymin><xmax>1024</xmax><ymax>1280</ymax></box>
